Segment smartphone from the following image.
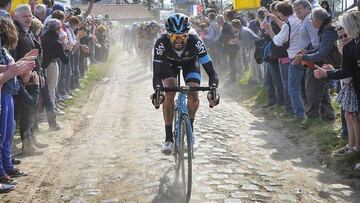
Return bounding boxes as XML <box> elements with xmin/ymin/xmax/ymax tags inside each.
<box><xmin>266</xmin><ymin>16</ymin><xmax>272</xmax><ymax>23</ymax></box>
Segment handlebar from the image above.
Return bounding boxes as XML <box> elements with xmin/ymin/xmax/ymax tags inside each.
<box><xmin>153</xmin><ymin>84</ymin><xmax>218</xmax><ymax>109</ymax></box>
<box><xmin>156</xmin><ymin>86</ymin><xmax>215</xmax><ymax>93</ymax></box>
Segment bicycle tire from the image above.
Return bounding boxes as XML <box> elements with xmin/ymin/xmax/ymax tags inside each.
<box><xmin>179</xmin><ymin>114</ymin><xmax>192</xmax><ymax>203</ymax></box>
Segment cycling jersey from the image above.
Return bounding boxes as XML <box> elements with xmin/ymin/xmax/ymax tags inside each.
<box><xmin>152</xmin><ymin>34</ymin><xmax>219</xmax><ymax>89</ymax></box>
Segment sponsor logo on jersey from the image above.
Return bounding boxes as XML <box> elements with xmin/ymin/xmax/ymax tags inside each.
<box><xmin>195</xmin><ymin>40</ymin><xmax>206</xmax><ymax>54</ymax></box>
<box><xmin>156</xmin><ymin>43</ymin><xmax>165</xmax><ymax>56</ymax></box>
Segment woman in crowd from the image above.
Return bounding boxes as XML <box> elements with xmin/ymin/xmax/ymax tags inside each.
<box><xmin>0</xmin><ymin>16</ymin><xmax>34</xmax><ymax>185</ymax></box>
<box><xmin>315</xmin><ymin>10</ymin><xmax>360</xmax><ymax>153</ymax></box>
<box><xmin>13</xmin><ymin>17</ymin><xmax>47</xmax><ymax>156</ymax></box>
<box><xmin>321</xmin><ymin>1</ymin><xmax>333</xmax><ymax>16</ymax></box>
<box><xmin>41</xmin><ymin>19</ymin><xmax>69</xmax><ymax>106</ymax></box>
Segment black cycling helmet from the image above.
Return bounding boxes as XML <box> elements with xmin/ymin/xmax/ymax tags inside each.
<box><xmin>165</xmin><ymin>13</ymin><xmax>191</xmax><ymax>34</ymax></box>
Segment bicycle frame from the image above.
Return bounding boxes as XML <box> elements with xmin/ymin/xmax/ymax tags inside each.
<box><xmin>174</xmin><ymin>90</ymin><xmax>193</xmax><ymax>151</ymax></box>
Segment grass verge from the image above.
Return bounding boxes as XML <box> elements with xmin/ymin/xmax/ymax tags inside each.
<box><xmin>63</xmin><ymin>46</ymin><xmax>119</xmax><ymax>108</ymax></box>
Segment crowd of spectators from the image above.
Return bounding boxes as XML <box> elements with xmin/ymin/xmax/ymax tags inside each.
<box><xmin>189</xmin><ymin>0</ymin><xmax>360</xmax><ymax>170</ymax></box>
<box><xmin>0</xmin><ymin>0</ymin><xmax>112</xmax><ymax>193</ymax></box>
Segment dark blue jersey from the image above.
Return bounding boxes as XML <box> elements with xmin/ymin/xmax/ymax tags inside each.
<box><xmin>152</xmin><ymin>34</ymin><xmax>218</xmax><ymax>89</ymax></box>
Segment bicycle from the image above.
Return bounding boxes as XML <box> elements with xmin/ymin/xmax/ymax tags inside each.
<box><xmin>153</xmin><ymin>68</ymin><xmax>217</xmax><ymax>203</ymax></box>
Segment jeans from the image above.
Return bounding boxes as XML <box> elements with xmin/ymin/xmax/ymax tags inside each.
<box><xmin>268</xmin><ymin>61</ymin><xmax>284</xmax><ymax>105</ymax></box>
<box><xmin>58</xmin><ymin>62</ymin><xmax>71</xmax><ymax>95</ymax></box>
<box><xmin>71</xmin><ymin>49</ymin><xmax>80</xmax><ymax>90</ymax></box>
<box><xmin>288</xmin><ymin>63</ymin><xmax>305</xmax><ymax>118</ymax></box>
<box><xmin>264</xmin><ymin>63</ymin><xmax>276</xmax><ymax>105</ymax></box>
<box><xmin>0</xmin><ymin>94</ymin><xmax>15</xmax><ymax>176</ymax></box>
<box><xmin>279</xmin><ymin>63</ymin><xmax>292</xmax><ymax>113</ymax></box>
<box><xmin>64</xmin><ymin>58</ymin><xmax>72</xmax><ymax>94</ymax></box>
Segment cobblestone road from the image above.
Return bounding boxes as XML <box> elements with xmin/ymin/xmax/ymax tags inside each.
<box><xmin>2</xmin><ymin>51</ymin><xmax>359</xmax><ymax>203</ymax></box>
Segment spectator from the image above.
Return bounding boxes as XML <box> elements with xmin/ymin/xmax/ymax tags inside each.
<box><xmin>41</xmin><ymin>19</ymin><xmax>69</xmax><ymax>112</ymax></box>
<box><xmin>207</xmin><ymin>0</ymin><xmax>220</xmax><ymax>13</ymax></box>
<box><xmin>215</xmin><ymin>15</ymin><xmax>225</xmax><ymax>69</ymax></box>
<box><xmin>262</xmin><ymin>1</ymin><xmax>286</xmax><ymax>108</ymax></box>
<box><xmin>29</xmin><ymin>0</ymin><xmax>37</xmax><ymax>13</ymax></box>
<box><xmin>308</xmin><ymin>0</ymin><xmax>321</xmax><ymax>9</ymax></box>
<box><xmin>314</xmin><ymin>10</ymin><xmax>360</xmax><ymax>154</ymax></box>
<box><xmin>336</xmin><ymin>26</ymin><xmax>350</xmax><ymax>139</ymax></box>
<box><xmin>66</xmin><ymin>16</ymin><xmax>83</xmax><ymax>91</ymax></box>
<box><xmin>293</xmin><ymin>2</ymin><xmax>335</xmax><ymax>122</ymax></box>
<box><xmin>96</xmin><ymin>24</ymin><xmax>110</xmax><ymax>62</ymax></box>
<box><xmin>42</xmin><ymin>0</ymin><xmax>54</xmax><ymax>18</ymax></box>
<box><xmin>0</xmin><ymin>15</ymin><xmax>33</xmax><ymax>186</ymax></box>
<box><xmin>12</xmin><ymin>4</ymin><xmax>46</xmax><ymax>155</ymax></box>
<box><xmin>51</xmin><ymin>10</ymin><xmax>73</xmax><ymax>106</ymax></box>
<box><xmin>203</xmin><ymin>12</ymin><xmax>221</xmax><ymax>65</ymax></box>
<box><xmin>34</xmin><ymin>4</ymin><xmax>47</xmax><ymax>23</ymax></box>
<box><xmin>262</xmin><ymin>0</ymin><xmax>305</xmax><ymax>119</ymax></box>
<box><xmin>235</xmin><ymin>11</ymin><xmax>247</xmax><ymax>27</ymax></box>
<box><xmin>247</xmin><ymin>11</ymin><xmax>260</xmax><ymax>34</ymax></box>
<box><xmin>321</xmin><ymin>1</ymin><xmax>333</xmax><ymax>16</ymax></box>
<box><xmin>30</xmin><ymin>17</ymin><xmax>57</xmax><ymax>132</ymax></box>
<box><xmin>218</xmin><ymin>10</ymin><xmax>238</xmax><ymax>83</ymax></box>
<box><xmin>0</xmin><ymin>0</ymin><xmax>11</xmax><ymax>18</ymax></box>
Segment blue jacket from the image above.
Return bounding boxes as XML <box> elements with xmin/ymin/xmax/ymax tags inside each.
<box><xmin>303</xmin><ymin>17</ymin><xmax>337</xmax><ymax>63</ymax></box>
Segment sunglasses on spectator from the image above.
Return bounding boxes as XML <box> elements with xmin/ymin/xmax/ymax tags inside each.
<box><xmin>338</xmin><ymin>33</ymin><xmax>348</xmax><ymax>40</ymax></box>
<box><xmin>335</xmin><ymin>26</ymin><xmax>343</xmax><ymax>31</ymax></box>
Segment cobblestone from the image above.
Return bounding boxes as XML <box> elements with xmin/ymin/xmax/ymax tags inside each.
<box><xmin>205</xmin><ymin>193</ymin><xmax>227</xmax><ymax>200</ymax></box>
<box><xmin>224</xmin><ymin>199</ymin><xmax>243</xmax><ymax>203</ymax></box>
<box><xmin>241</xmin><ymin>184</ymin><xmax>260</xmax><ymax>191</ymax></box>
<box><xmin>217</xmin><ymin>184</ymin><xmax>239</xmax><ymax>191</ymax></box>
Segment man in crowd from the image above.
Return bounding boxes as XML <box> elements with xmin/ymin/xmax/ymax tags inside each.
<box><xmin>34</xmin><ymin>4</ymin><xmax>47</xmax><ymax>22</ymax></box>
<box><xmin>0</xmin><ymin>0</ymin><xmax>11</xmax><ymax>18</ymax></box>
<box><xmin>218</xmin><ymin>10</ymin><xmax>238</xmax><ymax>83</ymax></box>
<box><xmin>262</xmin><ymin>0</ymin><xmax>305</xmax><ymax>119</ymax></box>
<box><xmin>203</xmin><ymin>12</ymin><xmax>221</xmax><ymax>65</ymax></box>
<box><xmin>293</xmin><ymin>7</ymin><xmax>336</xmax><ymax>122</ymax></box>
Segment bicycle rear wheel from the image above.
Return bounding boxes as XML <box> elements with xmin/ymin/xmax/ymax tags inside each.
<box><xmin>175</xmin><ymin>114</ymin><xmax>192</xmax><ymax>203</ymax></box>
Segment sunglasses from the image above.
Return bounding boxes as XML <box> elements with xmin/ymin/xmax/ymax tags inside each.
<box><xmin>338</xmin><ymin>33</ymin><xmax>348</xmax><ymax>40</ymax></box>
<box><xmin>335</xmin><ymin>26</ymin><xmax>343</xmax><ymax>31</ymax></box>
<box><xmin>169</xmin><ymin>33</ymin><xmax>188</xmax><ymax>42</ymax></box>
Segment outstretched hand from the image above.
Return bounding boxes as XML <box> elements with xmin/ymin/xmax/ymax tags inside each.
<box><xmin>292</xmin><ymin>54</ymin><xmax>303</xmax><ymax>65</ymax></box>
<box><xmin>314</xmin><ymin>65</ymin><xmax>328</xmax><ymax>79</ymax></box>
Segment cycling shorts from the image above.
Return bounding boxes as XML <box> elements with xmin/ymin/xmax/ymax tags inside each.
<box><xmin>160</xmin><ymin>60</ymin><xmax>201</xmax><ymax>84</ymax></box>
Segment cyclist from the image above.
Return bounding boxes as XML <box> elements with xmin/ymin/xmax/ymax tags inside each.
<box><xmin>151</xmin><ymin>13</ymin><xmax>220</xmax><ymax>155</ymax></box>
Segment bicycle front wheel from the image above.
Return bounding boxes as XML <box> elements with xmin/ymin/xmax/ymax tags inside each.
<box><xmin>176</xmin><ymin>114</ymin><xmax>193</xmax><ymax>203</ymax></box>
